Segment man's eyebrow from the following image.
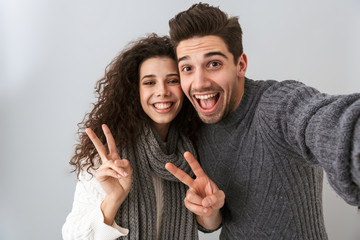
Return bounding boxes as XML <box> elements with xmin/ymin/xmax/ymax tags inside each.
<box><xmin>205</xmin><ymin>51</ymin><xmax>228</xmax><ymax>59</ymax></box>
<box><xmin>177</xmin><ymin>51</ymin><xmax>228</xmax><ymax>63</ymax></box>
<box><xmin>177</xmin><ymin>56</ymin><xmax>189</xmax><ymax>63</ymax></box>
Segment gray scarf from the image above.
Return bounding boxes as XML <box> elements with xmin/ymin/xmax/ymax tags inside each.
<box><xmin>115</xmin><ymin>124</ymin><xmax>199</xmax><ymax>239</ymax></box>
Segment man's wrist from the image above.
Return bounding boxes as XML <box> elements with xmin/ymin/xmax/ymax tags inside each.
<box><xmin>196</xmin><ymin>209</ymin><xmax>222</xmax><ymax>230</ymax></box>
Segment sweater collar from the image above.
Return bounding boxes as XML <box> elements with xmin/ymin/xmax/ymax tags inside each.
<box><xmin>214</xmin><ymin>77</ymin><xmax>253</xmax><ymax>127</ymax></box>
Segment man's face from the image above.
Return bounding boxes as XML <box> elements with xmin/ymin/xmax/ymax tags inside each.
<box><xmin>176</xmin><ymin>35</ymin><xmax>247</xmax><ymax>124</ymax></box>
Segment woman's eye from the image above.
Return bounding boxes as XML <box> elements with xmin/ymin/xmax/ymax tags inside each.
<box><xmin>168</xmin><ymin>79</ymin><xmax>180</xmax><ymax>84</ymax></box>
<box><xmin>143</xmin><ymin>81</ymin><xmax>155</xmax><ymax>85</ymax></box>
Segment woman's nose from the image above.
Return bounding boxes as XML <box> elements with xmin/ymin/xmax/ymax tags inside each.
<box><xmin>156</xmin><ymin>83</ymin><xmax>170</xmax><ymax>97</ymax></box>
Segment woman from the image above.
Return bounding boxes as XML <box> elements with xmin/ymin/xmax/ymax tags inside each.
<box><xmin>62</xmin><ymin>34</ymin><xmax>200</xmax><ymax>239</ymax></box>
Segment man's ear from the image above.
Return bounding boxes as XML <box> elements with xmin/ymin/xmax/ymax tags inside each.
<box><xmin>236</xmin><ymin>53</ymin><xmax>247</xmax><ymax>78</ymax></box>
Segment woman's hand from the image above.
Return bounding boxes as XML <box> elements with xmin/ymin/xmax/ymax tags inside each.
<box><xmin>86</xmin><ymin>124</ymin><xmax>133</xmax><ymax>224</ymax></box>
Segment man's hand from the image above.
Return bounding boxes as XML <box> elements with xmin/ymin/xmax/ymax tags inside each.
<box><xmin>165</xmin><ymin>151</ymin><xmax>225</xmax><ymax>230</ymax></box>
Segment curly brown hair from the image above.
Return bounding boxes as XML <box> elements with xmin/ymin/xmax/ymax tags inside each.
<box><xmin>70</xmin><ymin>33</ymin><xmax>200</xmax><ymax>177</ymax></box>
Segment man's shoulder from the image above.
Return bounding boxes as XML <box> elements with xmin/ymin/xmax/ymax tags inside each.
<box><xmin>244</xmin><ymin>78</ymin><xmax>320</xmax><ymax>116</ymax></box>
<box><xmin>244</xmin><ymin>78</ymin><xmax>309</xmax><ymax>102</ymax></box>
<box><xmin>246</xmin><ymin>78</ymin><xmax>305</xmax><ymax>90</ymax></box>
<box><xmin>248</xmin><ymin>78</ymin><xmax>315</xmax><ymax>99</ymax></box>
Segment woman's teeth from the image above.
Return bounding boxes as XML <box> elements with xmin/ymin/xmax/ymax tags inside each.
<box><xmin>154</xmin><ymin>102</ymin><xmax>172</xmax><ymax>109</ymax></box>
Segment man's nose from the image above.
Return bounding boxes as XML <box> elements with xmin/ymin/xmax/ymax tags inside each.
<box><xmin>192</xmin><ymin>69</ymin><xmax>212</xmax><ymax>90</ymax></box>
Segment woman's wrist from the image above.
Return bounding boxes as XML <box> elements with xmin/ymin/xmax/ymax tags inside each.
<box><xmin>101</xmin><ymin>195</ymin><xmax>123</xmax><ymax>225</ymax></box>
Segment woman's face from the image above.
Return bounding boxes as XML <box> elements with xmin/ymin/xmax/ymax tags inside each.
<box><xmin>139</xmin><ymin>56</ymin><xmax>183</xmax><ymax>134</ymax></box>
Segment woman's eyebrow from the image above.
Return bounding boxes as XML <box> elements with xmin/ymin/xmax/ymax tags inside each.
<box><xmin>141</xmin><ymin>74</ymin><xmax>156</xmax><ymax>80</ymax></box>
<box><xmin>141</xmin><ymin>73</ymin><xmax>179</xmax><ymax>81</ymax></box>
<box><xmin>166</xmin><ymin>73</ymin><xmax>180</xmax><ymax>77</ymax></box>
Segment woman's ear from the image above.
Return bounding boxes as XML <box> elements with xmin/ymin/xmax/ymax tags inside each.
<box><xmin>236</xmin><ymin>53</ymin><xmax>248</xmax><ymax>78</ymax></box>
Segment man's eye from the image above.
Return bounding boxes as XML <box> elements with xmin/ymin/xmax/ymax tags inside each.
<box><xmin>182</xmin><ymin>66</ymin><xmax>191</xmax><ymax>72</ymax></box>
<box><xmin>209</xmin><ymin>61</ymin><xmax>221</xmax><ymax>68</ymax></box>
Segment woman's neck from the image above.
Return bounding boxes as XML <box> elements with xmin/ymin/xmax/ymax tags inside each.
<box><xmin>153</xmin><ymin>123</ymin><xmax>170</xmax><ymax>142</ymax></box>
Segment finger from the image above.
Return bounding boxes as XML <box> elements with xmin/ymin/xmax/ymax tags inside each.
<box><xmin>102</xmin><ymin>124</ymin><xmax>118</xmax><ymax>156</ymax></box>
<box><xmin>184</xmin><ymin>151</ymin><xmax>206</xmax><ymax>177</ymax></box>
<box><xmin>186</xmin><ymin>188</ymin><xmax>203</xmax><ymax>205</ymax></box>
<box><xmin>115</xmin><ymin>159</ymin><xmax>132</xmax><ymax>171</ymax></box>
<box><xmin>202</xmin><ymin>190</ymin><xmax>225</xmax><ymax>209</ymax></box>
<box><xmin>101</xmin><ymin>160</ymin><xmax>128</xmax><ymax>177</ymax></box>
<box><xmin>184</xmin><ymin>198</ymin><xmax>211</xmax><ymax>216</ymax></box>
<box><xmin>165</xmin><ymin>162</ymin><xmax>194</xmax><ymax>188</ymax></box>
<box><xmin>114</xmin><ymin>159</ymin><xmax>132</xmax><ymax>177</ymax></box>
<box><xmin>86</xmin><ymin>128</ymin><xmax>108</xmax><ymax>161</ymax></box>
<box><xmin>96</xmin><ymin>168</ymin><xmax>121</xmax><ymax>180</ymax></box>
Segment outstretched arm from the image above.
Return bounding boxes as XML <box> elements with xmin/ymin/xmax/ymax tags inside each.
<box><xmin>259</xmin><ymin>81</ymin><xmax>360</xmax><ymax>205</ymax></box>
<box><xmin>165</xmin><ymin>152</ymin><xmax>225</xmax><ymax>230</ymax></box>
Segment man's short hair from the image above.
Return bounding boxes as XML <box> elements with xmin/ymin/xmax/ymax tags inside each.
<box><xmin>169</xmin><ymin>3</ymin><xmax>243</xmax><ymax>64</ymax></box>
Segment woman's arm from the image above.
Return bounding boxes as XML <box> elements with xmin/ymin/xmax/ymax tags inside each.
<box><xmin>63</xmin><ymin>124</ymin><xmax>133</xmax><ymax>239</ymax></box>
<box><xmin>62</xmin><ymin>173</ymin><xmax>128</xmax><ymax>240</ymax></box>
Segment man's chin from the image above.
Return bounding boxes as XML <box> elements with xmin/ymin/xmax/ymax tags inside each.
<box><xmin>197</xmin><ymin>111</ymin><xmax>222</xmax><ymax>124</ymax></box>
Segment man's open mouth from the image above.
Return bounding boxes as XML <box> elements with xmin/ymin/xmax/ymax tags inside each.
<box><xmin>193</xmin><ymin>93</ymin><xmax>220</xmax><ymax>111</ymax></box>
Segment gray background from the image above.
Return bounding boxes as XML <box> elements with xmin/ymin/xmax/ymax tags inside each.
<box><xmin>1</xmin><ymin>0</ymin><xmax>359</xmax><ymax>239</ymax></box>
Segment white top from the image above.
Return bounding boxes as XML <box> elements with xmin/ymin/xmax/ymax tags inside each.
<box><xmin>152</xmin><ymin>171</ymin><xmax>164</xmax><ymax>239</ymax></box>
<box><xmin>62</xmin><ymin>170</ymin><xmax>164</xmax><ymax>240</ymax></box>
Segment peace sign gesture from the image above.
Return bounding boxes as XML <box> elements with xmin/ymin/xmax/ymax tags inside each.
<box><xmin>86</xmin><ymin>124</ymin><xmax>133</xmax><ymax>224</ymax></box>
<box><xmin>165</xmin><ymin>151</ymin><xmax>225</xmax><ymax>230</ymax></box>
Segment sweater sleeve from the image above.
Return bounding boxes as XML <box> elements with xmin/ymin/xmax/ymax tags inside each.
<box><xmin>62</xmin><ymin>171</ymin><xmax>129</xmax><ymax>240</ymax></box>
<box><xmin>259</xmin><ymin>80</ymin><xmax>360</xmax><ymax>206</ymax></box>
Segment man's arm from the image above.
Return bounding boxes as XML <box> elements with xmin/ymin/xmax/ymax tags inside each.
<box><xmin>260</xmin><ymin>80</ymin><xmax>360</xmax><ymax>205</ymax></box>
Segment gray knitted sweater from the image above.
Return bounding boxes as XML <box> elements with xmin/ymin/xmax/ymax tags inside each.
<box><xmin>197</xmin><ymin>78</ymin><xmax>360</xmax><ymax>240</ymax></box>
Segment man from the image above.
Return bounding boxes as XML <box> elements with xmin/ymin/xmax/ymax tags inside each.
<box><xmin>165</xmin><ymin>3</ymin><xmax>360</xmax><ymax>239</ymax></box>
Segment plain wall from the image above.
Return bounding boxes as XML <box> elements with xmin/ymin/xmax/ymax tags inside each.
<box><xmin>0</xmin><ymin>0</ymin><xmax>359</xmax><ymax>239</ymax></box>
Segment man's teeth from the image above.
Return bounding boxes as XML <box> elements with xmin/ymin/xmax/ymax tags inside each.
<box><xmin>154</xmin><ymin>103</ymin><xmax>172</xmax><ymax>109</ymax></box>
<box><xmin>195</xmin><ymin>93</ymin><xmax>217</xmax><ymax>100</ymax></box>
